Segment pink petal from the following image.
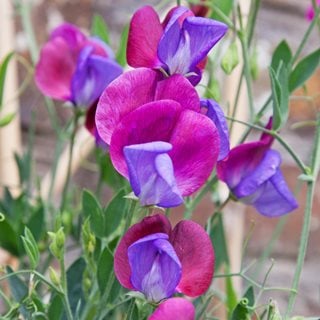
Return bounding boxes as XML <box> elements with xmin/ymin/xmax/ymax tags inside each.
<box><xmin>149</xmin><ymin>298</ymin><xmax>195</xmax><ymax>320</ymax></box>
<box><xmin>169</xmin><ymin>110</ymin><xmax>220</xmax><ymax>195</ymax></box>
<box><xmin>96</xmin><ymin>68</ymin><xmax>160</xmax><ymax>144</ymax></box>
<box><xmin>155</xmin><ymin>74</ymin><xmax>200</xmax><ymax>112</ymax></box>
<box><xmin>35</xmin><ymin>37</ymin><xmax>76</xmax><ymax>100</ymax></box>
<box><xmin>114</xmin><ymin>214</ymin><xmax>172</xmax><ymax>290</ymax></box>
<box><xmin>127</xmin><ymin>6</ymin><xmax>163</xmax><ymax>68</ymax></box>
<box><xmin>110</xmin><ymin>100</ymin><xmax>182</xmax><ymax>177</ymax></box>
<box><xmin>171</xmin><ymin>220</ymin><xmax>214</xmax><ymax>297</ymax></box>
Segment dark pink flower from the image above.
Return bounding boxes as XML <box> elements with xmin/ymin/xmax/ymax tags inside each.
<box><xmin>114</xmin><ymin>214</ymin><xmax>214</xmax><ymax>302</ymax></box>
<box><xmin>127</xmin><ymin>6</ymin><xmax>227</xmax><ymax>85</ymax></box>
<box><xmin>149</xmin><ymin>298</ymin><xmax>195</xmax><ymax>320</ymax></box>
<box><xmin>306</xmin><ymin>0</ymin><xmax>320</xmax><ymax>21</ymax></box>
<box><xmin>96</xmin><ymin>68</ymin><xmax>222</xmax><ymax>207</ymax></box>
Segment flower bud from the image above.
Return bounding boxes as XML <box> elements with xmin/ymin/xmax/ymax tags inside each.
<box><xmin>49</xmin><ymin>267</ymin><xmax>61</xmax><ymax>287</ymax></box>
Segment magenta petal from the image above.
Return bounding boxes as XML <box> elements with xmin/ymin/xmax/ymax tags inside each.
<box><xmin>96</xmin><ymin>68</ymin><xmax>160</xmax><ymax>144</ymax></box>
<box><xmin>110</xmin><ymin>100</ymin><xmax>182</xmax><ymax>177</ymax></box>
<box><xmin>171</xmin><ymin>220</ymin><xmax>214</xmax><ymax>297</ymax></box>
<box><xmin>149</xmin><ymin>298</ymin><xmax>195</xmax><ymax>320</ymax></box>
<box><xmin>124</xmin><ymin>142</ymin><xmax>183</xmax><ymax>208</ymax></box>
<box><xmin>169</xmin><ymin>110</ymin><xmax>220</xmax><ymax>195</ymax></box>
<box><xmin>155</xmin><ymin>74</ymin><xmax>200</xmax><ymax>112</ymax></box>
<box><xmin>114</xmin><ymin>214</ymin><xmax>172</xmax><ymax>290</ymax></box>
<box><xmin>35</xmin><ymin>37</ymin><xmax>76</xmax><ymax>101</ymax></box>
<box><xmin>127</xmin><ymin>6</ymin><xmax>163</xmax><ymax>68</ymax></box>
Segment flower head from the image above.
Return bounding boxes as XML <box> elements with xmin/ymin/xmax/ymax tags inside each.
<box><xmin>149</xmin><ymin>298</ymin><xmax>195</xmax><ymax>320</ymax></box>
<box><xmin>305</xmin><ymin>0</ymin><xmax>320</xmax><ymax>21</ymax></box>
<box><xmin>114</xmin><ymin>214</ymin><xmax>214</xmax><ymax>302</ymax></box>
<box><xmin>35</xmin><ymin>23</ymin><xmax>122</xmax><ymax>108</ymax></box>
<box><xmin>96</xmin><ymin>68</ymin><xmax>222</xmax><ymax>207</ymax></box>
<box><xmin>217</xmin><ymin>119</ymin><xmax>298</xmax><ymax>217</ymax></box>
<box><xmin>127</xmin><ymin>6</ymin><xmax>227</xmax><ymax>85</ymax></box>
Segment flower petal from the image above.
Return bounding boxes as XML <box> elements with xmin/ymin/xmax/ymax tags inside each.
<box><xmin>127</xmin><ymin>6</ymin><xmax>163</xmax><ymax>68</ymax></box>
<box><xmin>149</xmin><ymin>298</ymin><xmax>195</xmax><ymax>320</ymax></box>
<box><xmin>253</xmin><ymin>168</ymin><xmax>298</xmax><ymax>217</ymax></box>
<box><xmin>201</xmin><ymin>99</ymin><xmax>229</xmax><ymax>160</ymax></box>
<box><xmin>124</xmin><ymin>142</ymin><xmax>183</xmax><ymax>208</ymax></box>
<box><xmin>71</xmin><ymin>47</ymin><xmax>122</xmax><ymax>107</ymax></box>
<box><xmin>110</xmin><ymin>100</ymin><xmax>182</xmax><ymax>177</ymax></box>
<box><xmin>114</xmin><ymin>214</ymin><xmax>172</xmax><ymax>290</ymax></box>
<box><xmin>233</xmin><ymin>149</ymin><xmax>281</xmax><ymax>198</ymax></box>
<box><xmin>171</xmin><ymin>220</ymin><xmax>214</xmax><ymax>296</ymax></box>
<box><xmin>169</xmin><ymin>110</ymin><xmax>220</xmax><ymax>196</ymax></box>
<box><xmin>128</xmin><ymin>233</ymin><xmax>182</xmax><ymax>302</ymax></box>
<box><xmin>50</xmin><ymin>23</ymin><xmax>86</xmax><ymax>49</ymax></box>
<box><xmin>96</xmin><ymin>68</ymin><xmax>160</xmax><ymax>144</ymax></box>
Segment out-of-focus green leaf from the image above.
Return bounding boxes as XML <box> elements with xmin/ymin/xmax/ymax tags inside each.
<box><xmin>21</xmin><ymin>227</ymin><xmax>39</xmax><ymax>269</ymax></box>
<box><xmin>97</xmin><ymin>247</ymin><xmax>113</xmax><ymax>295</ymax></box>
<box><xmin>0</xmin><ymin>112</ymin><xmax>15</xmax><ymax>127</ymax></box>
<box><xmin>210</xmin><ymin>0</ymin><xmax>233</xmax><ymax>21</ymax></box>
<box><xmin>226</xmin><ymin>272</ymin><xmax>238</xmax><ymax>315</ymax></box>
<box><xmin>231</xmin><ymin>286</ymin><xmax>254</xmax><ymax>320</ymax></box>
<box><xmin>269</xmin><ymin>62</ymin><xmax>289</xmax><ymax>130</ymax></box>
<box><xmin>0</xmin><ymin>216</ymin><xmax>20</xmax><ymax>255</ymax></box>
<box><xmin>271</xmin><ymin>40</ymin><xmax>292</xmax><ymax>71</ymax></box>
<box><xmin>27</xmin><ymin>203</ymin><xmax>44</xmax><ymax>241</ymax></box>
<box><xmin>91</xmin><ymin>14</ymin><xmax>110</xmax><ymax>44</ymax></box>
<box><xmin>82</xmin><ymin>189</ymin><xmax>104</xmax><ymax>238</ymax></box>
<box><xmin>116</xmin><ymin>25</ymin><xmax>129</xmax><ymax>66</ymax></box>
<box><xmin>104</xmin><ymin>189</ymin><xmax>127</xmax><ymax>236</ymax></box>
<box><xmin>289</xmin><ymin>48</ymin><xmax>320</xmax><ymax>92</ymax></box>
<box><xmin>0</xmin><ymin>52</ymin><xmax>14</xmax><ymax>109</ymax></box>
<box><xmin>48</xmin><ymin>294</ymin><xmax>63</xmax><ymax>320</ymax></box>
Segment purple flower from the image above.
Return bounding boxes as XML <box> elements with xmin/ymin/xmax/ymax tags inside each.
<box><xmin>149</xmin><ymin>298</ymin><xmax>195</xmax><ymax>320</ymax></box>
<box><xmin>127</xmin><ymin>6</ymin><xmax>227</xmax><ymax>85</ymax></box>
<box><xmin>95</xmin><ymin>68</ymin><xmax>221</xmax><ymax>207</ymax></box>
<box><xmin>217</xmin><ymin>120</ymin><xmax>298</xmax><ymax>217</ymax></box>
<box><xmin>306</xmin><ymin>0</ymin><xmax>320</xmax><ymax>20</ymax></box>
<box><xmin>35</xmin><ymin>23</ymin><xmax>122</xmax><ymax>108</ymax></box>
<box><xmin>114</xmin><ymin>214</ymin><xmax>214</xmax><ymax>302</ymax></box>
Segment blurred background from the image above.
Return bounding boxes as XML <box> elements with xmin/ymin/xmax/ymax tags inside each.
<box><xmin>0</xmin><ymin>0</ymin><xmax>319</xmax><ymax>317</ymax></box>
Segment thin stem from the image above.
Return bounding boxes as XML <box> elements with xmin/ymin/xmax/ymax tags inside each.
<box><xmin>60</xmin><ymin>256</ymin><xmax>73</xmax><ymax>320</ymax></box>
<box><xmin>286</xmin><ymin>113</ymin><xmax>320</xmax><ymax>316</ymax></box>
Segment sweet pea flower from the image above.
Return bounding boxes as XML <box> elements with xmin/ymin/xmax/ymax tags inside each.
<box><xmin>35</xmin><ymin>23</ymin><xmax>122</xmax><ymax>108</ymax></box>
<box><xmin>114</xmin><ymin>214</ymin><xmax>214</xmax><ymax>302</ymax></box>
<box><xmin>306</xmin><ymin>0</ymin><xmax>320</xmax><ymax>21</ymax></box>
<box><xmin>96</xmin><ymin>68</ymin><xmax>224</xmax><ymax>207</ymax></box>
<box><xmin>127</xmin><ymin>5</ymin><xmax>227</xmax><ymax>85</ymax></box>
<box><xmin>217</xmin><ymin>120</ymin><xmax>298</xmax><ymax>217</ymax></box>
<box><xmin>149</xmin><ymin>298</ymin><xmax>195</xmax><ymax>320</ymax></box>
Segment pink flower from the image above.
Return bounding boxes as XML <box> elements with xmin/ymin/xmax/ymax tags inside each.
<box><xmin>305</xmin><ymin>0</ymin><xmax>320</xmax><ymax>21</ymax></box>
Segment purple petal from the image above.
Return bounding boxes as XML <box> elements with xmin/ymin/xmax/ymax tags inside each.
<box><xmin>162</xmin><ymin>6</ymin><xmax>193</xmax><ymax>31</ymax></box>
<box><xmin>96</xmin><ymin>68</ymin><xmax>160</xmax><ymax>145</ymax></box>
<box><xmin>128</xmin><ymin>233</ymin><xmax>182</xmax><ymax>302</ymax></box>
<box><xmin>149</xmin><ymin>298</ymin><xmax>195</xmax><ymax>320</ymax></box>
<box><xmin>35</xmin><ymin>37</ymin><xmax>76</xmax><ymax>101</ymax></box>
<box><xmin>233</xmin><ymin>149</ymin><xmax>281</xmax><ymax>198</ymax></box>
<box><xmin>253</xmin><ymin>169</ymin><xmax>298</xmax><ymax>217</ymax></box>
<box><xmin>171</xmin><ymin>220</ymin><xmax>214</xmax><ymax>297</ymax></box>
<box><xmin>71</xmin><ymin>46</ymin><xmax>122</xmax><ymax>107</ymax></box>
<box><xmin>124</xmin><ymin>142</ymin><xmax>183</xmax><ymax>208</ymax></box>
<box><xmin>169</xmin><ymin>110</ymin><xmax>220</xmax><ymax>196</ymax></box>
<box><xmin>127</xmin><ymin>6</ymin><xmax>163</xmax><ymax>68</ymax></box>
<box><xmin>201</xmin><ymin>99</ymin><xmax>229</xmax><ymax>160</ymax></box>
<box><xmin>110</xmin><ymin>100</ymin><xmax>182</xmax><ymax>177</ymax></box>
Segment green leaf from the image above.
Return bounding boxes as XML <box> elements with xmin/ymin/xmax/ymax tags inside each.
<box><xmin>97</xmin><ymin>247</ymin><xmax>113</xmax><ymax>295</ymax></box>
<box><xmin>269</xmin><ymin>62</ymin><xmax>289</xmax><ymax>130</ymax></box>
<box><xmin>116</xmin><ymin>25</ymin><xmax>129</xmax><ymax>66</ymax></box>
<box><xmin>226</xmin><ymin>273</ymin><xmax>238</xmax><ymax>315</ymax></box>
<box><xmin>27</xmin><ymin>203</ymin><xmax>45</xmax><ymax>241</ymax></box>
<box><xmin>221</xmin><ymin>42</ymin><xmax>239</xmax><ymax>75</ymax></box>
<box><xmin>21</xmin><ymin>227</ymin><xmax>39</xmax><ymax>269</ymax></box>
<box><xmin>0</xmin><ymin>216</ymin><xmax>20</xmax><ymax>255</ymax></box>
<box><xmin>91</xmin><ymin>14</ymin><xmax>110</xmax><ymax>44</ymax></box>
<box><xmin>231</xmin><ymin>287</ymin><xmax>254</xmax><ymax>320</ymax></box>
<box><xmin>0</xmin><ymin>112</ymin><xmax>15</xmax><ymax>127</ymax></box>
<box><xmin>48</xmin><ymin>294</ymin><xmax>63</xmax><ymax>320</ymax></box>
<box><xmin>289</xmin><ymin>48</ymin><xmax>320</xmax><ymax>92</ymax></box>
<box><xmin>0</xmin><ymin>52</ymin><xmax>14</xmax><ymax>109</ymax></box>
<box><xmin>271</xmin><ymin>40</ymin><xmax>292</xmax><ymax>71</ymax></box>
<box><xmin>209</xmin><ymin>212</ymin><xmax>229</xmax><ymax>271</ymax></box>
<box><xmin>82</xmin><ymin>189</ymin><xmax>104</xmax><ymax>238</ymax></box>
<box><xmin>210</xmin><ymin>0</ymin><xmax>233</xmax><ymax>21</ymax></box>
<box><xmin>104</xmin><ymin>189</ymin><xmax>127</xmax><ymax>236</ymax></box>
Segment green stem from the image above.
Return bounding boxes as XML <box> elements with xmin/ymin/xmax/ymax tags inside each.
<box><xmin>60</xmin><ymin>256</ymin><xmax>73</xmax><ymax>320</ymax></box>
<box><xmin>60</xmin><ymin>111</ymin><xmax>81</xmax><ymax>211</ymax></box>
<box><xmin>286</xmin><ymin>113</ymin><xmax>320</xmax><ymax>316</ymax></box>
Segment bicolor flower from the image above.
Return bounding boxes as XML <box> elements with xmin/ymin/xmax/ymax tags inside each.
<box><xmin>114</xmin><ymin>214</ymin><xmax>214</xmax><ymax>302</ymax></box>
<box><xmin>149</xmin><ymin>298</ymin><xmax>195</xmax><ymax>320</ymax></box>
<box><xmin>96</xmin><ymin>68</ymin><xmax>222</xmax><ymax>207</ymax></box>
<box><xmin>127</xmin><ymin>5</ymin><xmax>227</xmax><ymax>85</ymax></box>
<box><xmin>35</xmin><ymin>23</ymin><xmax>122</xmax><ymax>146</ymax></box>
<box><xmin>217</xmin><ymin>120</ymin><xmax>298</xmax><ymax>217</ymax></box>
